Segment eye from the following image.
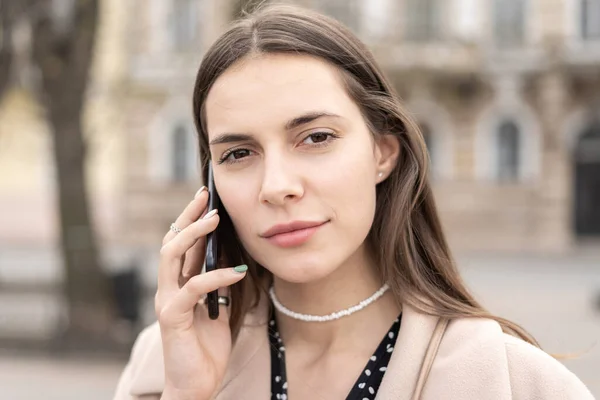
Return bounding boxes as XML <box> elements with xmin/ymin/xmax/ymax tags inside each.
<box><xmin>230</xmin><ymin>149</ymin><xmax>251</xmax><ymax>159</ymax></box>
<box><xmin>302</xmin><ymin>131</ymin><xmax>338</xmax><ymax>145</ymax></box>
<box><xmin>219</xmin><ymin>148</ymin><xmax>252</xmax><ymax>164</ymax></box>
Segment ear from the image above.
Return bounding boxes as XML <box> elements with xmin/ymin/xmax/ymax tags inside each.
<box><xmin>374</xmin><ymin>134</ymin><xmax>400</xmax><ymax>181</ymax></box>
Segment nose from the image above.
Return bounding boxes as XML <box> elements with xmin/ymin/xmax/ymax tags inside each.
<box><xmin>258</xmin><ymin>153</ymin><xmax>304</xmax><ymax>206</ymax></box>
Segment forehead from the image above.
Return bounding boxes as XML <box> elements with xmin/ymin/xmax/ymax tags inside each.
<box><xmin>204</xmin><ymin>54</ymin><xmax>358</xmax><ymax>134</ymax></box>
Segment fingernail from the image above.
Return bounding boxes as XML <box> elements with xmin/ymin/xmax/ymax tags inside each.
<box><xmin>202</xmin><ymin>209</ymin><xmax>218</xmax><ymax>219</ymax></box>
<box><xmin>233</xmin><ymin>264</ymin><xmax>248</xmax><ymax>273</ymax></box>
<box><xmin>195</xmin><ymin>186</ymin><xmax>207</xmax><ymax>198</ymax></box>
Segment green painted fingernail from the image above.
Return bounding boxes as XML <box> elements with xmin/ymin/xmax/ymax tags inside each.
<box><xmin>233</xmin><ymin>264</ymin><xmax>248</xmax><ymax>273</ymax></box>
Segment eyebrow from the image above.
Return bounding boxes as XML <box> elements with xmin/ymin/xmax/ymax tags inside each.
<box><xmin>209</xmin><ymin>111</ymin><xmax>341</xmax><ymax>146</ymax></box>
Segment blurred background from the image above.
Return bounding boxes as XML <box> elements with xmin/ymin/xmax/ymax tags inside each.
<box><xmin>0</xmin><ymin>0</ymin><xmax>599</xmax><ymax>398</ymax></box>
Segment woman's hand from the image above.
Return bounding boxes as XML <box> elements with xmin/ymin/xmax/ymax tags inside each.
<box><xmin>155</xmin><ymin>187</ymin><xmax>247</xmax><ymax>400</ymax></box>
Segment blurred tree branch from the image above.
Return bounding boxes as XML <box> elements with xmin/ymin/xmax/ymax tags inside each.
<box><xmin>0</xmin><ymin>0</ymin><xmax>117</xmax><ymax>349</ymax></box>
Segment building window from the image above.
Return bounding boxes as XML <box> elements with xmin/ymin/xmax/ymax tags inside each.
<box><xmin>581</xmin><ymin>0</ymin><xmax>600</xmax><ymax>40</ymax></box>
<box><xmin>405</xmin><ymin>0</ymin><xmax>440</xmax><ymax>41</ymax></box>
<box><xmin>496</xmin><ymin>120</ymin><xmax>520</xmax><ymax>181</ymax></box>
<box><xmin>574</xmin><ymin>122</ymin><xmax>600</xmax><ymax>235</ymax></box>
<box><xmin>172</xmin><ymin>125</ymin><xmax>191</xmax><ymax>182</ymax></box>
<box><xmin>172</xmin><ymin>0</ymin><xmax>197</xmax><ymax>50</ymax></box>
<box><xmin>318</xmin><ymin>0</ymin><xmax>359</xmax><ymax>32</ymax></box>
<box><xmin>493</xmin><ymin>0</ymin><xmax>525</xmax><ymax>47</ymax></box>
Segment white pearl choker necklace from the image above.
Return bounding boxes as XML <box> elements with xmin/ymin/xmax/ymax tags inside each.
<box><xmin>269</xmin><ymin>283</ymin><xmax>390</xmax><ymax>322</ymax></box>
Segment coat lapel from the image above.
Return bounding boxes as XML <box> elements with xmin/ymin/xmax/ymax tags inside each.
<box><xmin>129</xmin><ymin>299</ymin><xmax>513</xmax><ymax>400</ymax></box>
<box><xmin>216</xmin><ymin>296</ymin><xmax>271</xmax><ymax>399</ymax></box>
<box><xmin>215</xmin><ymin>328</ymin><xmax>270</xmax><ymax>399</ymax></box>
<box><xmin>376</xmin><ymin>304</ymin><xmax>513</xmax><ymax>400</ymax></box>
<box><xmin>128</xmin><ymin>322</ymin><xmax>165</xmax><ymax>396</ymax></box>
<box><xmin>375</xmin><ymin>304</ymin><xmax>439</xmax><ymax>400</ymax></box>
<box><xmin>128</xmin><ymin>301</ymin><xmax>438</xmax><ymax>399</ymax></box>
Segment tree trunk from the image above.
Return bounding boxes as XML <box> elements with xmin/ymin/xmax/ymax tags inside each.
<box><xmin>50</xmin><ymin>109</ymin><xmax>115</xmax><ymax>346</ymax></box>
<box><xmin>30</xmin><ymin>0</ymin><xmax>116</xmax><ymax>348</ymax></box>
<box><xmin>0</xmin><ymin>0</ymin><xmax>15</xmax><ymax>96</ymax></box>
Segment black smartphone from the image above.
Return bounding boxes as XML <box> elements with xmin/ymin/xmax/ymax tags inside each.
<box><xmin>205</xmin><ymin>163</ymin><xmax>220</xmax><ymax>320</ymax></box>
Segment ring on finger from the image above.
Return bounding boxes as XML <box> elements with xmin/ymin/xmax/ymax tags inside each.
<box><xmin>201</xmin><ymin>296</ymin><xmax>230</xmax><ymax>307</ymax></box>
<box><xmin>170</xmin><ymin>223</ymin><xmax>182</xmax><ymax>234</ymax></box>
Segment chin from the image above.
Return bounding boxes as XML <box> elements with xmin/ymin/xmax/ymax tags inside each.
<box><xmin>261</xmin><ymin>254</ymin><xmax>339</xmax><ymax>284</ymax></box>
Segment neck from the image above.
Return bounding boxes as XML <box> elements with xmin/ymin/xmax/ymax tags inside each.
<box><xmin>271</xmin><ymin>246</ymin><xmax>401</xmax><ymax>353</ymax></box>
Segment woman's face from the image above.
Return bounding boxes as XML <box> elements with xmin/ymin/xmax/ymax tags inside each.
<box><xmin>205</xmin><ymin>54</ymin><xmax>392</xmax><ymax>283</ymax></box>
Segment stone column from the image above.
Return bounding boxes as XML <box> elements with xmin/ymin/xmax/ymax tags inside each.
<box><xmin>535</xmin><ymin>68</ymin><xmax>572</xmax><ymax>252</ymax></box>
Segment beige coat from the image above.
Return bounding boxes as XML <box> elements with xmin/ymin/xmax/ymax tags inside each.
<box><xmin>113</xmin><ymin>302</ymin><xmax>594</xmax><ymax>400</ymax></box>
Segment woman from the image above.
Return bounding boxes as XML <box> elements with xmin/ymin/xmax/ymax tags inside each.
<box><xmin>113</xmin><ymin>4</ymin><xmax>593</xmax><ymax>400</ymax></box>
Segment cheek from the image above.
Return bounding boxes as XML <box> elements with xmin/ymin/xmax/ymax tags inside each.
<box><xmin>318</xmin><ymin>138</ymin><xmax>378</xmax><ymax>230</ymax></box>
<box><xmin>217</xmin><ymin>182</ymin><xmax>256</xmax><ymax>238</ymax></box>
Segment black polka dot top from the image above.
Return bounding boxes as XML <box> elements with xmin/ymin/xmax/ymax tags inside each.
<box><xmin>268</xmin><ymin>307</ymin><xmax>402</xmax><ymax>400</ymax></box>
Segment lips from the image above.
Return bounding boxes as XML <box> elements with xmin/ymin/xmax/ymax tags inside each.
<box><xmin>260</xmin><ymin>220</ymin><xmax>329</xmax><ymax>248</ymax></box>
<box><xmin>261</xmin><ymin>220</ymin><xmax>328</xmax><ymax>238</ymax></box>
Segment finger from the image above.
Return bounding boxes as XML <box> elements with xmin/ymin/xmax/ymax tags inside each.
<box><xmin>193</xmin><ymin>285</ymin><xmax>231</xmax><ymax>322</ymax></box>
<box><xmin>158</xmin><ymin>212</ymin><xmax>219</xmax><ymax>293</ymax></box>
<box><xmin>162</xmin><ymin>187</ymin><xmax>209</xmax><ymax>245</ymax></box>
<box><xmin>164</xmin><ymin>267</ymin><xmax>247</xmax><ymax>323</ymax></box>
<box><xmin>181</xmin><ymin>235</ymin><xmax>206</xmax><ymax>280</ymax></box>
<box><xmin>178</xmin><ymin>252</ymin><xmax>188</xmax><ymax>288</ymax></box>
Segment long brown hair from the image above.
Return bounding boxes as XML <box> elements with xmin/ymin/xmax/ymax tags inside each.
<box><xmin>192</xmin><ymin>3</ymin><xmax>539</xmax><ymax>347</ymax></box>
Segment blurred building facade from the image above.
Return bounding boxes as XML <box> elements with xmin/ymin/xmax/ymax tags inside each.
<box><xmin>2</xmin><ymin>1</ymin><xmax>599</xmax><ymax>384</ymax></box>
<box><xmin>369</xmin><ymin>0</ymin><xmax>600</xmax><ymax>254</ymax></box>
<box><xmin>3</xmin><ymin>0</ymin><xmax>600</xmax><ymax>285</ymax></box>
<box><xmin>119</xmin><ymin>0</ymin><xmax>600</xmax><ymax>257</ymax></box>
<box><xmin>0</xmin><ymin>0</ymin><xmax>599</xmax><ymax>344</ymax></box>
